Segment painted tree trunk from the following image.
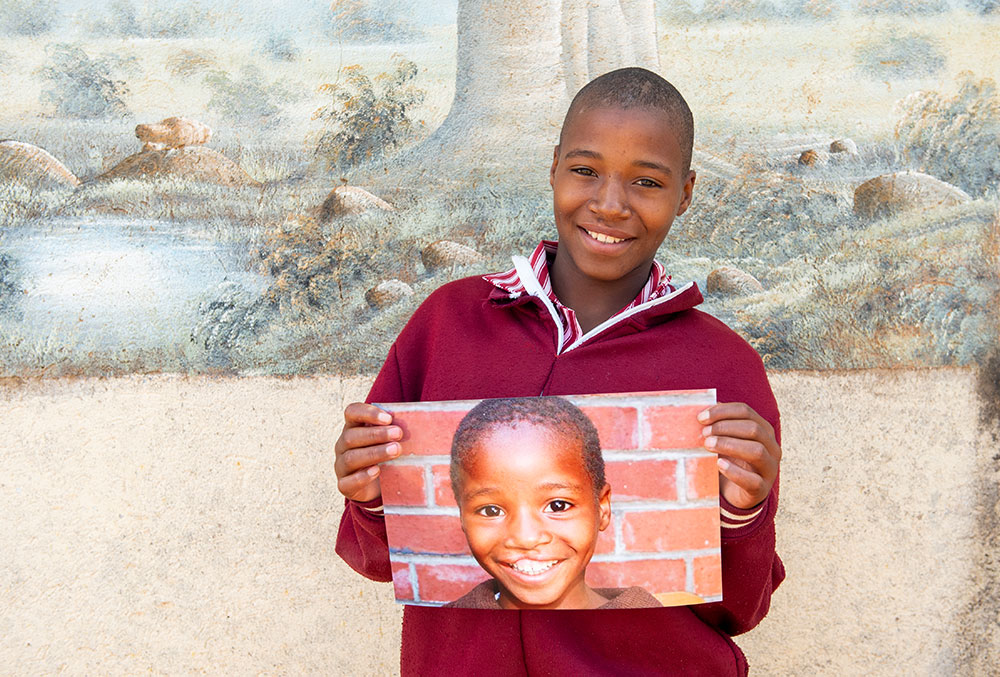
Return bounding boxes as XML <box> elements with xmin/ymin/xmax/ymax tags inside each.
<box><xmin>407</xmin><ymin>0</ymin><xmax>659</xmax><ymax>182</ymax></box>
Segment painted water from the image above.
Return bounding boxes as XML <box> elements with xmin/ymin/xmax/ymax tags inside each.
<box><xmin>1</xmin><ymin>216</ymin><xmax>268</xmax><ymax>358</ymax></box>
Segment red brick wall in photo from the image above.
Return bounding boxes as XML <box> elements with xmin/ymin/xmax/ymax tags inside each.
<box><xmin>378</xmin><ymin>390</ymin><xmax>721</xmax><ymax>607</ymax></box>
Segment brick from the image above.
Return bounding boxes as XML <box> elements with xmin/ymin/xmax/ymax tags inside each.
<box><xmin>596</xmin><ymin>522</ymin><xmax>616</xmax><ymax>554</ymax></box>
<box><xmin>685</xmin><ymin>455</ymin><xmax>719</xmax><ymax>500</ymax></box>
<box><xmin>605</xmin><ymin>459</ymin><xmax>677</xmax><ymax>502</ymax></box>
<box><xmin>693</xmin><ymin>554</ymin><xmax>723</xmax><ymax>597</ymax></box>
<box><xmin>431</xmin><ymin>464</ymin><xmax>457</xmax><ymax>507</ymax></box>
<box><xmin>644</xmin><ymin>405</ymin><xmax>706</xmax><ymax>449</ymax></box>
<box><xmin>622</xmin><ymin>508</ymin><xmax>720</xmax><ymax>552</ymax></box>
<box><xmin>391</xmin><ymin>561</ymin><xmax>414</xmax><ymax>601</ymax></box>
<box><xmin>586</xmin><ymin>558</ymin><xmax>686</xmax><ymax>595</ymax></box>
<box><xmin>390</xmin><ymin>409</ymin><xmax>469</xmax><ymax>456</ymax></box>
<box><xmin>415</xmin><ymin>563</ymin><xmax>491</xmax><ymax>604</ymax></box>
<box><xmin>379</xmin><ymin>464</ymin><xmax>427</xmax><ymax>507</ymax></box>
<box><xmin>578</xmin><ymin>406</ymin><xmax>638</xmax><ymax>450</ymax></box>
<box><xmin>385</xmin><ymin>514</ymin><xmax>469</xmax><ymax>555</ymax></box>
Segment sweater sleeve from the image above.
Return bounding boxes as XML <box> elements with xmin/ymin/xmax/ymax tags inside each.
<box><xmin>686</xmin><ymin>336</ymin><xmax>785</xmax><ymax>636</ymax></box>
<box><xmin>690</xmin><ymin>385</ymin><xmax>784</xmax><ymax>635</ymax></box>
<box><xmin>691</xmin><ymin>476</ymin><xmax>784</xmax><ymax>635</ymax></box>
<box><xmin>333</xmin><ymin>344</ymin><xmax>406</xmax><ymax>583</ymax></box>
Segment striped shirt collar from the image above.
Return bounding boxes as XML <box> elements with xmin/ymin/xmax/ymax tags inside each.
<box><xmin>483</xmin><ymin>240</ymin><xmax>674</xmax><ymax>353</ymax></box>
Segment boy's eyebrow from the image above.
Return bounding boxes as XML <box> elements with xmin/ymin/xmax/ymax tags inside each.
<box><xmin>563</xmin><ymin>149</ymin><xmax>673</xmax><ymax>175</ymax></box>
<box><xmin>461</xmin><ymin>481</ymin><xmax>587</xmax><ymax>503</ymax></box>
<box><xmin>537</xmin><ymin>481</ymin><xmax>586</xmax><ymax>493</ymax></box>
<box><xmin>462</xmin><ymin>486</ymin><xmax>500</xmax><ymax>502</ymax></box>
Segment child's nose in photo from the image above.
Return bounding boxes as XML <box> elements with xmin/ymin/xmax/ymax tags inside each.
<box><xmin>505</xmin><ymin>512</ymin><xmax>553</xmax><ymax>548</ymax></box>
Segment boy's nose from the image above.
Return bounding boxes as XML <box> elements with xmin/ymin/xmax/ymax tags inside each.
<box><xmin>504</xmin><ymin>511</ymin><xmax>553</xmax><ymax>550</ymax></box>
<box><xmin>589</xmin><ymin>178</ymin><xmax>630</xmax><ymax>220</ymax></box>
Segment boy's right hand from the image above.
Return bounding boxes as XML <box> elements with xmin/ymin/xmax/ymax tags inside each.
<box><xmin>334</xmin><ymin>403</ymin><xmax>403</xmax><ymax>504</ymax></box>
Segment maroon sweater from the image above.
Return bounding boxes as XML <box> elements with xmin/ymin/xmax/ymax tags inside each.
<box><xmin>336</xmin><ymin>276</ymin><xmax>784</xmax><ymax>677</ymax></box>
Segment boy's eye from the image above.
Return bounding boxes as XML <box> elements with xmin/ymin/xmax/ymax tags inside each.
<box><xmin>570</xmin><ymin>167</ymin><xmax>597</xmax><ymax>177</ymax></box>
<box><xmin>544</xmin><ymin>499</ymin><xmax>573</xmax><ymax>513</ymax></box>
<box><xmin>475</xmin><ymin>505</ymin><xmax>504</xmax><ymax>517</ymax></box>
<box><xmin>636</xmin><ymin>178</ymin><xmax>661</xmax><ymax>188</ymax></box>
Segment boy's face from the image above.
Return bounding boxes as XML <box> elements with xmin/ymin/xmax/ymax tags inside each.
<box><xmin>549</xmin><ymin>106</ymin><xmax>696</xmax><ymax>287</ymax></box>
<box><xmin>455</xmin><ymin>422</ymin><xmax>611</xmax><ymax>610</ymax></box>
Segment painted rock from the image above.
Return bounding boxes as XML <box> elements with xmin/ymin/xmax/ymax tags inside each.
<box><xmin>94</xmin><ymin>147</ymin><xmax>260</xmax><ymax>187</ymax></box>
<box><xmin>0</xmin><ymin>139</ymin><xmax>80</xmax><ymax>190</ymax></box>
<box><xmin>798</xmin><ymin>149</ymin><xmax>820</xmax><ymax>166</ymax></box>
<box><xmin>135</xmin><ymin>116</ymin><xmax>212</xmax><ymax>151</ymax></box>
<box><xmin>706</xmin><ymin>266</ymin><xmax>764</xmax><ymax>296</ymax></box>
<box><xmin>421</xmin><ymin>240</ymin><xmax>483</xmax><ymax>270</ymax></box>
<box><xmin>853</xmin><ymin>171</ymin><xmax>970</xmax><ymax>219</ymax></box>
<box><xmin>319</xmin><ymin>185</ymin><xmax>396</xmax><ymax>221</ymax></box>
<box><xmin>365</xmin><ymin>279</ymin><xmax>415</xmax><ymax>309</ymax></box>
<box><xmin>829</xmin><ymin>138</ymin><xmax>858</xmax><ymax>155</ymax></box>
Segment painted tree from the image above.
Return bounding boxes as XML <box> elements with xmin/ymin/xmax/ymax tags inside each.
<box><xmin>409</xmin><ymin>0</ymin><xmax>659</xmax><ymax>181</ymax></box>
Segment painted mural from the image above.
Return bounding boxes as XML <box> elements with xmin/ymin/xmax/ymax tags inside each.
<box><xmin>0</xmin><ymin>0</ymin><xmax>997</xmax><ymax>378</ymax></box>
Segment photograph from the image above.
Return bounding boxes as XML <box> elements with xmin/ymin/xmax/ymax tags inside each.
<box><xmin>377</xmin><ymin>390</ymin><xmax>721</xmax><ymax>609</ymax></box>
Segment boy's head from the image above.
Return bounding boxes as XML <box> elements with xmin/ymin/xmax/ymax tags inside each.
<box><xmin>560</xmin><ymin>67</ymin><xmax>694</xmax><ymax>175</ymax></box>
<box><xmin>450</xmin><ymin>397</ymin><xmax>611</xmax><ymax>610</ymax></box>
<box><xmin>549</xmin><ymin>67</ymin><xmax>697</xmax><ymax>293</ymax></box>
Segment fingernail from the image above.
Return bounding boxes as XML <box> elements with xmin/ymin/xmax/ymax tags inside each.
<box><xmin>377</xmin><ymin>411</ymin><xmax>392</xmax><ymax>424</ymax></box>
<box><xmin>717</xmin><ymin>457</ymin><xmax>730</xmax><ymax>472</ymax></box>
<box><xmin>701</xmin><ymin>425</ymin><xmax>712</xmax><ymax>437</ymax></box>
<box><xmin>386</xmin><ymin>443</ymin><xmax>401</xmax><ymax>457</ymax></box>
<box><xmin>704</xmin><ymin>436</ymin><xmax>717</xmax><ymax>450</ymax></box>
<box><xmin>367</xmin><ymin>466</ymin><xmax>380</xmax><ymax>477</ymax></box>
<box><xmin>388</xmin><ymin>426</ymin><xmax>403</xmax><ymax>441</ymax></box>
<box><xmin>697</xmin><ymin>409</ymin><xmax>710</xmax><ymax>423</ymax></box>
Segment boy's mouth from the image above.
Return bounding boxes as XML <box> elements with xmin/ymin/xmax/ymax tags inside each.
<box><xmin>506</xmin><ymin>559</ymin><xmax>559</xmax><ymax>576</ymax></box>
<box><xmin>581</xmin><ymin>227</ymin><xmax>630</xmax><ymax>245</ymax></box>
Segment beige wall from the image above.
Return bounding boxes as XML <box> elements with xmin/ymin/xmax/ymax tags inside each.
<box><xmin>1</xmin><ymin>369</ymin><xmax>996</xmax><ymax>675</ymax></box>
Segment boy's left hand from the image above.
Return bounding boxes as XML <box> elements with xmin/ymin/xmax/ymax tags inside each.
<box><xmin>698</xmin><ymin>402</ymin><xmax>781</xmax><ymax>510</ymax></box>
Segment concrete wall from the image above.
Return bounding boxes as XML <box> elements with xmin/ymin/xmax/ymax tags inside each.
<box><xmin>1</xmin><ymin>369</ymin><xmax>997</xmax><ymax>675</ymax></box>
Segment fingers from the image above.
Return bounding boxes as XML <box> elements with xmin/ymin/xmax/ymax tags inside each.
<box><xmin>343</xmin><ymin>402</ymin><xmax>393</xmax><ymax>428</ymax></box>
<box><xmin>699</xmin><ymin>401</ymin><xmax>781</xmax><ymax>509</ymax></box>
<box><xmin>698</xmin><ymin>403</ymin><xmax>781</xmax><ymax>462</ymax></box>
<box><xmin>698</xmin><ymin>402</ymin><xmax>769</xmax><ymax>431</ymax></box>
<box><xmin>334</xmin><ymin>402</ymin><xmax>403</xmax><ymax>503</ymax></box>
<box><xmin>337</xmin><ymin>464</ymin><xmax>383</xmax><ymax>501</ymax></box>
<box><xmin>703</xmin><ymin>433</ymin><xmax>771</xmax><ymax>469</ymax></box>
<box><xmin>717</xmin><ymin>456</ymin><xmax>766</xmax><ymax>499</ymax></box>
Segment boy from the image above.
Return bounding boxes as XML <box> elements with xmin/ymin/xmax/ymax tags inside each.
<box><xmin>445</xmin><ymin>396</ymin><xmax>662</xmax><ymax>611</ymax></box>
<box><xmin>335</xmin><ymin>67</ymin><xmax>783</xmax><ymax>675</ymax></box>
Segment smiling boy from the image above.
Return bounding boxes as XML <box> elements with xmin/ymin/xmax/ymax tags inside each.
<box><xmin>444</xmin><ymin>396</ymin><xmax>661</xmax><ymax>611</ymax></box>
<box><xmin>335</xmin><ymin>68</ymin><xmax>783</xmax><ymax>675</ymax></box>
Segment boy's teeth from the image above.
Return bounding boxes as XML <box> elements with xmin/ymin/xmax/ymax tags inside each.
<box><xmin>511</xmin><ymin>560</ymin><xmax>556</xmax><ymax>575</ymax></box>
<box><xmin>585</xmin><ymin>229</ymin><xmax>626</xmax><ymax>244</ymax></box>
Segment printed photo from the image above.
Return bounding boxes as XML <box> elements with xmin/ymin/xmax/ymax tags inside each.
<box><xmin>378</xmin><ymin>389</ymin><xmax>721</xmax><ymax>610</ymax></box>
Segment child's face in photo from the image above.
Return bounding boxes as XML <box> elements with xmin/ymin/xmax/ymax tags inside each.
<box><xmin>455</xmin><ymin>422</ymin><xmax>611</xmax><ymax>610</ymax></box>
<box><xmin>549</xmin><ymin>106</ymin><xmax>695</xmax><ymax>287</ymax></box>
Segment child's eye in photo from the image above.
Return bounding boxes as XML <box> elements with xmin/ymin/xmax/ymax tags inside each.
<box><xmin>475</xmin><ymin>504</ymin><xmax>504</xmax><ymax>518</ymax></box>
<box><xmin>544</xmin><ymin>499</ymin><xmax>573</xmax><ymax>513</ymax></box>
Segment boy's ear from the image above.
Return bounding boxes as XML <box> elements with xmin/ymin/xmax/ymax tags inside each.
<box><xmin>549</xmin><ymin>145</ymin><xmax>560</xmax><ymax>189</ymax></box>
<box><xmin>597</xmin><ymin>482</ymin><xmax>611</xmax><ymax>531</ymax></box>
<box><xmin>675</xmin><ymin>169</ymin><xmax>697</xmax><ymax>217</ymax></box>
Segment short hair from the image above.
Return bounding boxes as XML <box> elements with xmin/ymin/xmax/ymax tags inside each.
<box><xmin>450</xmin><ymin>397</ymin><xmax>605</xmax><ymax>498</ymax></box>
<box><xmin>561</xmin><ymin>67</ymin><xmax>694</xmax><ymax>174</ymax></box>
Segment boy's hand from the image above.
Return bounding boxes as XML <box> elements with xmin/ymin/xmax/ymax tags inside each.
<box><xmin>334</xmin><ymin>403</ymin><xmax>403</xmax><ymax>504</ymax></box>
<box><xmin>698</xmin><ymin>402</ymin><xmax>781</xmax><ymax>510</ymax></box>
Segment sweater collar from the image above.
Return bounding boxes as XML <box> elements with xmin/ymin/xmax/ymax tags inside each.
<box><xmin>483</xmin><ymin>241</ymin><xmax>703</xmax><ymax>354</ymax></box>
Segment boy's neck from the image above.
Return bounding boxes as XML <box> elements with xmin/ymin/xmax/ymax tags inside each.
<box><xmin>549</xmin><ymin>253</ymin><xmax>653</xmax><ymax>333</ymax></box>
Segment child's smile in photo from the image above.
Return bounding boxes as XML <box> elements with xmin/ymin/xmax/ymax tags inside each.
<box><xmin>455</xmin><ymin>422</ymin><xmax>611</xmax><ymax>610</ymax></box>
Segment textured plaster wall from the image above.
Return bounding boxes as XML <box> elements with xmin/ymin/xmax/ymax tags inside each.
<box><xmin>1</xmin><ymin>369</ymin><xmax>996</xmax><ymax>675</ymax></box>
